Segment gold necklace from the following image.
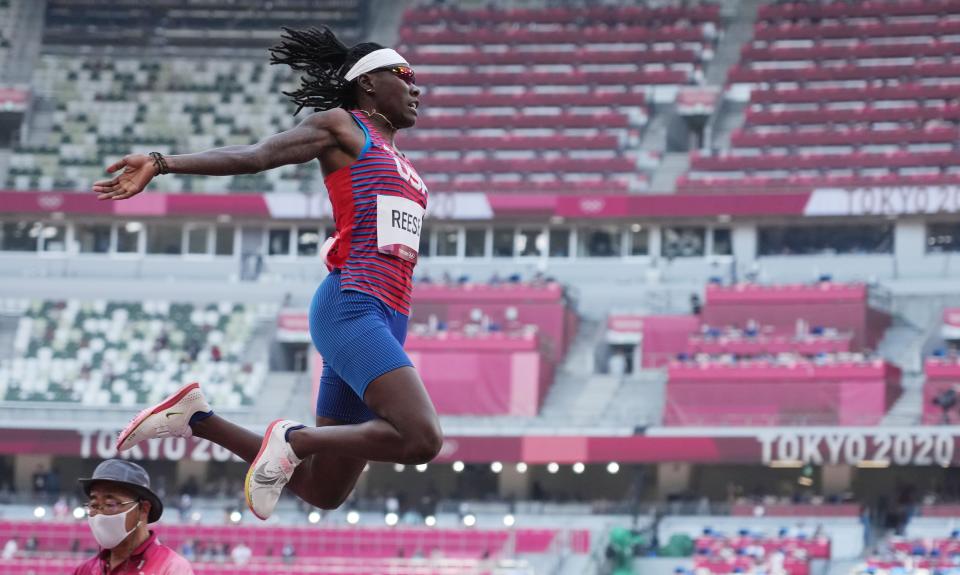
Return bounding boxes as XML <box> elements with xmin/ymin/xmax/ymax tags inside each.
<box><xmin>362</xmin><ymin>108</ymin><xmax>396</xmax><ymax>132</ymax></box>
<box><xmin>362</xmin><ymin>108</ymin><xmax>402</xmax><ymax>155</ymax></box>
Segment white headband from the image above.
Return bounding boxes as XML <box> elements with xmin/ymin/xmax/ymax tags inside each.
<box><xmin>344</xmin><ymin>48</ymin><xmax>409</xmax><ymax>82</ymax></box>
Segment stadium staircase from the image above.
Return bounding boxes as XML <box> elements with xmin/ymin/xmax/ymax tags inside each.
<box><xmin>878</xmin><ymin>315</ymin><xmax>937</xmax><ymax>426</ymax></box>
<box><xmin>705</xmin><ymin>0</ymin><xmax>761</xmax><ymax>85</ymax></box>
<box><xmin>703</xmin><ymin>0</ymin><xmax>760</xmax><ymax>150</ymax></box>
<box><xmin>643</xmin><ymin>0</ymin><xmax>759</xmax><ymax>193</ymax></box>
<box><xmin>537</xmin><ymin>319</ymin><xmax>620</xmax><ymax>429</ymax></box>
<box><xmin>649</xmin><ymin>152</ymin><xmax>690</xmax><ymax>193</ymax></box>
<box><xmin>1</xmin><ymin>0</ymin><xmax>45</xmax><ymax>84</ymax></box>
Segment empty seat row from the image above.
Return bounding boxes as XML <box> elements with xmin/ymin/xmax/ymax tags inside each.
<box><xmin>407</xmin><ymin>48</ymin><xmax>699</xmax><ymax>66</ymax></box>
<box><xmin>401</xmin><ymin>26</ymin><xmax>709</xmax><ymax>45</ymax></box>
<box><xmin>753</xmin><ymin>19</ymin><xmax>960</xmax><ymax>41</ymax></box>
<box><xmin>758</xmin><ymin>0</ymin><xmax>960</xmax><ymax>21</ymax></box>
<box><xmin>415</xmin><ymin>113</ymin><xmax>631</xmax><ymax>130</ymax></box>
<box><xmin>729</xmin><ymin>127</ymin><xmax>958</xmax><ymax>148</ymax></box>
<box><xmin>404</xmin><ymin>4</ymin><xmax>720</xmax><ymax>26</ymax></box>
<box><xmin>746</xmin><ymin>104</ymin><xmax>960</xmax><ymax>127</ymax></box>
<box><xmin>676</xmin><ymin>173</ymin><xmax>960</xmax><ymax>193</ymax></box>
<box><xmin>691</xmin><ymin>150</ymin><xmax>960</xmax><ymax>171</ymax></box>
<box><xmin>728</xmin><ymin>62</ymin><xmax>960</xmax><ymax>84</ymax></box>
<box><xmin>400</xmin><ymin>135</ymin><xmax>620</xmax><ymax>151</ymax></box>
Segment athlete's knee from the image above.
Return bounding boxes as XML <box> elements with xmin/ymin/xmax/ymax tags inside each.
<box><xmin>401</xmin><ymin>419</ymin><xmax>443</xmax><ymax>464</ymax></box>
<box><xmin>308</xmin><ymin>490</ymin><xmax>350</xmax><ymax>511</ymax></box>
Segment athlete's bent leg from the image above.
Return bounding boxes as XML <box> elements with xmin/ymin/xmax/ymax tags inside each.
<box><xmin>286</xmin><ymin>416</ymin><xmax>367</xmax><ymax>510</ymax></box>
<box><xmin>287</xmin><ymin>366</ymin><xmax>443</xmax><ymax>465</ymax></box>
<box><xmin>193</xmin><ymin>414</ymin><xmax>367</xmax><ymax>510</ymax></box>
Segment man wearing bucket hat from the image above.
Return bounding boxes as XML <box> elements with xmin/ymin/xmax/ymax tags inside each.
<box><xmin>74</xmin><ymin>459</ymin><xmax>193</xmax><ymax>574</ymax></box>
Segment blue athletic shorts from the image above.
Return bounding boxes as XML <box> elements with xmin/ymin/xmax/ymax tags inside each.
<box><xmin>309</xmin><ymin>271</ymin><xmax>412</xmax><ymax>423</ymax></box>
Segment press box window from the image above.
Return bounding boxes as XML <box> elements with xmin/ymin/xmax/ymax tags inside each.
<box><xmin>436</xmin><ymin>228</ymin><xmax>459</xmax><ymax>257</ymax></box>
<box><xmin>465</xmin><ymin>229</ymin><xmax>486</xmax><ymax>258</ymax></box>
<box><xmin>549</xmin><ymin>229</ymin><xmax>571</xmax><ymax>258</ymax></box>
<box><xmin>578</xmin><ymin>226</ymin><xmax>621</xmax><ymax>257</ymax></box>
<box><xmin>628</xmin><ymin>224</ymin><xmax>649</xmax><ymax>256</ymax></box>
<box><xmin>758</xmin><ymin>223</ymin><xmax>893</xmax><ymax>256</ymax></box>
<box><xmin>76</xmin><ymin>224</ymin><xmax>111</xmax><ymax>254</ymax></box>
<box><xmin>712</xmin><ymin>228</ymin><xmax>732</xmax><ymax>256</ymax></box>
<box><xmin>927</xmin><ymin>222</ymin><xmax>960</xmax><ymax>253</ymax></box>
<box><xmin>517</xmin><ymin>228</ymin><xmax>545</xmax><ymax>257</ymax></box>
<box><xmin>297</xmin><ymin>228</ymin><xmax>320</xmax><ymax>257</ymax></box>
<box><xmin>493</xmin><ymin>228</ymin><xmax>514</xmax><ymax>258</ymax></box>
<box><xmin>0</xmin><ymin>222</ymin><xmax>39</xmax><ymax>252</ymax></box>
<box><xmin>116</xmin><ymin>222</ymin><xmax>142</xmax><ymax>254</ymax></box>
<box><xmin>268</xmin><ymin>229</ymin><xmax>292</xmax><ymax>256</ymax></box>
<box><xmin>662</xmin><ymin>226</ymin><xmax>706</xmax><ymax>258</ymax></box>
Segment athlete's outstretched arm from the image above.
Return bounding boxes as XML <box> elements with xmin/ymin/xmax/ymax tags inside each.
<box><xmin>91</xmin><ymin>109</ymin><xmax>352</xmax><ymax>200</ymax></box>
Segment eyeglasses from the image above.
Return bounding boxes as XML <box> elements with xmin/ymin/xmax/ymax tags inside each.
<box><xmin>385</xmin><ymin>65</ymin><xmax>416</xmax><ymax>86</ymax></box>
<box><xmin>84</xmin><ymin>500</ymin><xmax>139</xmax><ymax>515</ymax></box>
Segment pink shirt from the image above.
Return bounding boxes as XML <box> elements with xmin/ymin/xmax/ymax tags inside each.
<box><xmin>73</xmin><ymin>532</ymin><xmax>194</xmax><ymax>575</ymax></box>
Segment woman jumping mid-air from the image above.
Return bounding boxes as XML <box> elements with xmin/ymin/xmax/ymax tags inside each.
<box><xmin>93</xmin><ymin>27</ymin><xmax>441</xmax><ymax>520</ymax></box>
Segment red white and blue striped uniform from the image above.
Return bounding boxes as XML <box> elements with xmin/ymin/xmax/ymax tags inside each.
<box><xmin>322</xmin><ymin>110</ymin><xmax>428</xmax><ymax>316</ymax></box>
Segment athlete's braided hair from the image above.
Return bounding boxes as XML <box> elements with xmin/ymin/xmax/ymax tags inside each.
<box><xmin>270</xmin><ymin>26</ymin><xmax>384</xmax><ymax>115</ymax></box>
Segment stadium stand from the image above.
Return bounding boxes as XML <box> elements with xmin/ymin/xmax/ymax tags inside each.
<box><xmin>677</xmin><ymin>0</ymin><xmax>960</xmax><ymax>193</ymax></box>
<box><xmin>690</xmin><ymin>528</ymin><xmax>830</xmax><ymax>575</ymax></box>
<box><xmin>395</xmin><ymin>2</ymin><xmax>722</xmax><ymax>194</ymax></box>
<box><xmin>288</xmin><ymin>278</ymin><xmax>578</xmax><ymax>416</ymax></box>
<box><xmin>615</xmin><ymin>281</ymin><xmax>901</xmax><ymax>425</ymax></box>
<box><xmin>0</xmin><ymin>519</ymin><xmax>589</xmax><ymax>575</ymax></box>
<box><xmin>5</xmin><ymin>1</ymin><xmax>723</xmax><ymax>195</ymax></box>
<box><xmin>8</xmin><ymin>56</ymin><xmax>313</xmax><ymax>194</ymax></box>
<box><xmin>922</xmin><ymin>355</ymin><xmax>960</xmax><ymax>425</ymax></box>
<box><xmin>42</xmin><ymin>0</ymin><xmax>367</xmax><ymax>49</ymax></box>
<box><xmin>0</xmin><ymin>299</ymin><xmax>269</xmax><ymax>407</ymax></box>
<box><xmin>0</xmin><ymin>0</ymin><xmax>12</xmax><ymax>69</ymax></box>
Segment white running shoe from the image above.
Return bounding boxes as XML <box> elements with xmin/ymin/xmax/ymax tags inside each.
<box><xmin>116</xmin><ymin>382</ymin><xmax>211</xmax><ymax>452</ymax></box>
<box><xmin>245</xmin><ymin>419</ymin><xmax>304</xmax><ymax>520</ymax></box>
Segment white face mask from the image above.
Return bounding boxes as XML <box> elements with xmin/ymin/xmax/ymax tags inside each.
<box><xmin>88</xmin><ymin>504</ymin><xmax>141</xmax><ymax>549</ymax></box>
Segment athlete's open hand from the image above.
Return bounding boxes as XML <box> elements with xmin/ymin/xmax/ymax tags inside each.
<box><xmin>91</xmin><ymin>154</ymin><xmax>158</xmax><ymax>200</ymax></box>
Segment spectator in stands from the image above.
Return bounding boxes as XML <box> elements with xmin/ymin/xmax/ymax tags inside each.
<box><xmin>180</xmin><ymin>540</ymin><xmax>195</xmax><ymax>562</ymax></box>
<box><xmin>53</xmin><ymin>495</ymin><xmax>70</xmax><ymax>519</ymax></box>
<box><xmin>31</xmin><ymin>464</ymin><xmax>47</xmax><ymax>495</ymax></box>
<box><xmin>24</xmin><ymin>536</ymin><xmax>37</xmax><ymax>553</ymax></box>
<box><xmin>177</xmin><ymin>492</ymin><xmax>192</xmax><ymax>521</ymax></box>
<box><xmin>282</xmin><ymin>543</ymin><xmax>296</xmax><ymax>565</ymax></box>
<box><xmin>73</xmin><ymin>459</ymin><xmax>193</xmax><ymax>574</ymax></box>
<box><xmin>231</xmin><ymin>541</ymin><xmax>252</xmax><ymax>565</ymax></box>
<box><xmin>690</xmin><ymin>293</ymin><xmax>702</xmax><ymax>316</ymax></box>
<box><xmin>2</xmin><ymin>537</ymin><xmax>17</xmax><ymax>560</ymax></box>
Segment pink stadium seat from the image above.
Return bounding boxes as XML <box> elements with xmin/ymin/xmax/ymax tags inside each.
<box><xmin>690</xmin><ymin>150</ymin><xmax>960</xmax><ymax>172</ymax></box>
<box><xmin>404</xmin><ymin>4</ymin><xmax>719</xmax><ymax>26</ymax></box>
<box><xmin>752</xmin><ymin>19</ymin><xmax>960</xmax><ymax>41</ymax></box>
<box><xmin>758</xmin><ymin>0</ymin><xmax>960</xmax><ymax>20</ymax></box>
<box><xmin>423</xmin><ymin>92</ymin><xmax>646</xmax><ymax>108</ymax></box>
<box><xmin>676</xmin><ymin>173</ymin><xmax>960</xmax><ymax>194</ymax></box>
<box><xmin>415</xmin><ymin>112</ymin><xmax>631</xmax><ymax>130</ymax></box>
<box><xmin>741</xmin><ymin>41</ymin><xmax>960</xmax><ymax>63</ymax></box>
<box><xmin>728</xmin><ymin>62</ymin><xmax>960</xmax><ymax>84</ymax></box>
<box><xmin>400</xmin><ymin>25</ymin><xmax>707</xmax><ymax>45</ymax></box>
<box><xmin>420</xmin><ymin>70</ymin><xmax>687</xmax><ymax>87</ymax></box>
<box><xmin>405</xmin><ymin>48</ymin><xmax>698</xmax><ymax>66</ymax></box>
<box><xmin>729</xmin><ymin>127</ymin><xmax>958</xmax><ymax>148</ymax></box>
<box><xmin>437</xmin><ymin>180</ymin><xmax>631</xmax><ymax>193</ymax></box>
<box><xmin>745</xmin><ymin>104</ymin><xmax>960</xmax><ymax>127</ymax></box>
<box><xmin>400</xmin><ymin>134</ymin><xmax>620</xmax><ymax>151</ymax></box>
<box><xmin>417</xmin><ymin>157</ymin><xmax>635</xmax><ymax>175</ymax></box>
<box><xmin>748</xmin><ymin>83</ymin><xmax>958</xmax><ymax>104</ymax></box>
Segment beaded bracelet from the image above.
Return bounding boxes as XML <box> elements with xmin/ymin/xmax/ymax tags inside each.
<box><xmin>149</xmin><ymin>152</ymin><xmax>169</xmax><ymax>175</ymax></box>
